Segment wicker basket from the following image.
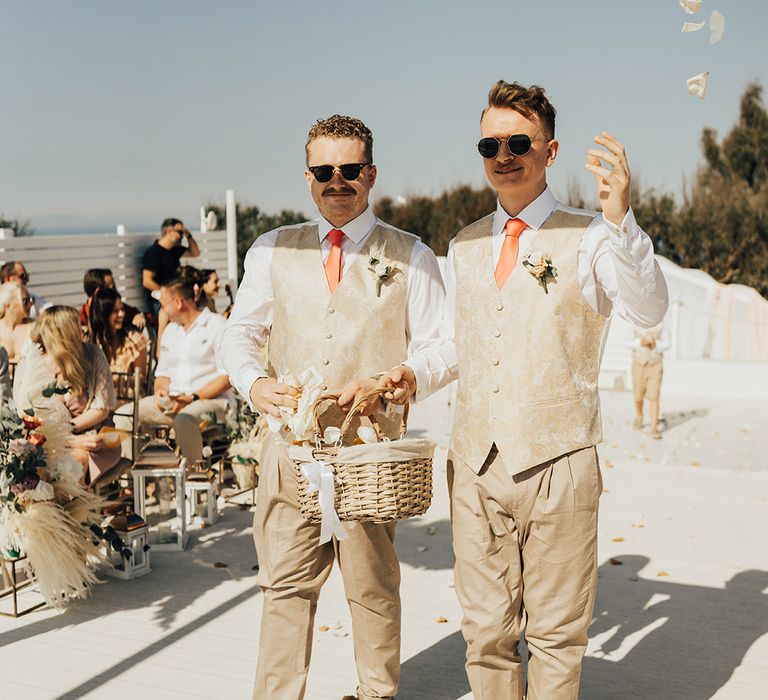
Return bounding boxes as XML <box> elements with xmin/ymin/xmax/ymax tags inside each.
<box><xmin>291</xmin><ymin>390</ymin><xmax>434</xmax><ymax>523</ymax></box>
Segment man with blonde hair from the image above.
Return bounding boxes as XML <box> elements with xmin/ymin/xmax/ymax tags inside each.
<box><xmin>222</xmin><ymin>114</ymin><xmax>446</xmax><ymax>700</ymax></box>
<box><xmin>379</xmin><ymin>80</ymin><xmax>668</xmax><ymax>699</ymax></box>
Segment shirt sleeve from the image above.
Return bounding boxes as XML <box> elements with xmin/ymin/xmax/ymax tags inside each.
<box><xmin>220</xmin><ymin>231</ymin><xmax>277</xmax><ymax>407</ymax></box>
<box><xmin>142</xmin><ymin>244</ymin><xmax>160</xmax><ymax>272</ymax></box>
<box><xmin>578</xmin><ymin>208</ymin><xmax>669</xmax><ymax>328</ymax></box>
<box><xmin>402</xmin><ymin>239</ymin><xmax>459</xmax><ymax>401</ymax></box>
<box><xmin>88</xmin><ymin>345</ymin><xmax>117</xmax><ymax>411</ymax></box>
<box><xmin>154</xmin><ymin>327</ymin><xmax>173</xmax><ymax>379</ymax></box>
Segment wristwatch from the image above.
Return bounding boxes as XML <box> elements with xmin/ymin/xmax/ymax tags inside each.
<box><xmin>192</xmin><ymin>392</ymin><xmax>201</xmax><ymax>402</ymax></box>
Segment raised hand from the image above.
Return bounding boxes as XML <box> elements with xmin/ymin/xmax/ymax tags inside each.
<box><xmin>585</xmin><ymin>131</ymin><xmax>631</xmax><ymax>227</ymax></box>
<box><xmin>378</xmin><ymin>365</ymin><xmax>416</xmax><ymax>405</ymax></box>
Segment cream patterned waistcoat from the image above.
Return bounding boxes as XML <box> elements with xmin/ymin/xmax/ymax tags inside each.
<box><xmin>269</xmin><ymin>222</ymin><xmax>417</xmax><ymax>442</ymax></box>
<box><xmin>451</xmin><ymin>207</ymin><xmax>609</xmax><ymax>475</ymax></box>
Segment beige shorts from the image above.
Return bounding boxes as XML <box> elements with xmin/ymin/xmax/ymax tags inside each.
<box><xmin>632</xmin><ymin>360</ymin><xmax>663</xmax><ymax>401</ymax></box>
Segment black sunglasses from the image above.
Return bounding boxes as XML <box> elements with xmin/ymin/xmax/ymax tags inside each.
<box><xmin>308</xmin><ymin>162</ymin><xmax>371</xmax><ymax>183</ymax></box>
<box><xmin>477</xmin><ymin>134</ymin><xmax>540</xmax><ymax>159</ymax></box>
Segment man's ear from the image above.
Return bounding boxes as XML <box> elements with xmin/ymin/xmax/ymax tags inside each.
<box><xmin>545</xmin><ymin>139</ymin><xmax>559</xmax><ymax>167</ymax></box>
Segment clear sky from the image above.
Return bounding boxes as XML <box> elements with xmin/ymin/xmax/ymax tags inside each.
<box><xmin>2</xmin><ymin>0</ymin><xmax>765</xmax><ymax>233</ymax></box>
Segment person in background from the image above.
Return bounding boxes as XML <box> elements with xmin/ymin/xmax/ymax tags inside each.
<box><xmin>22</xmin><ymin>306</ymin><xmax>121</xmax><ymax>485</ymax></box>
<box><xmin>87</xmin><ymin>287</ymin><xmax>148</xmax><ymax>393</ymax></box>
<box><xmin>141</xmin><ymin>218</ymin><xmax>200</xmax><ymax>317</ymax></box>
<box><xmin>155</xmin><ymin>265</ymin><xmax>205</xmax><ymax>350</ymax></box>
<box><xmin>0</xmin><ymin>261</ymin><xmax>50</xmax><ymax>319</ymax></box>
<box><xmin>200</xmin><ymin>269</ymin><xmax>221</xmax><ymax>313</ymax></box>
<box><xmin>79</xmin><ymin>268</ymin><xmax>145</xmax><ymax>330</ymax></box>
<box><xmin>0</xmin><ymin>281</ymin><xmax>33</xmax><ymax>360</ymax></box>
<box><xmin>117</xmin><ymin>272</ymin><xmax>232</xmax><ymax>465</ymax></box>
<box><xmin>0</xmin><ymin>345</ymin><xmax>10</xmax><ymax>401</ymax></box>
<box><xmin>629</xmin><ymin>322</ymin><xmax>669</xmax><ymax>439</ymax></box>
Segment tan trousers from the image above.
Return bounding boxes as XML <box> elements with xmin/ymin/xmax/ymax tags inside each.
<box><xmin>448</xmin><ymin>445</ymin><xmax>601</xmax><ymax>700</ymax></box>
<box><xmin>253</xmin><ymin>434</ymin><xmax>400</xmax><ymax>700</ymax></box>
<box><xmin>115</xmin><ymin>396</ymin><xmax>228</xmax><ymax>464</ymax></box>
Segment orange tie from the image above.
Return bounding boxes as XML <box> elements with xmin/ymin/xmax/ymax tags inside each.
<box><xmin>325</xmin><ymin>228</ymin><xmax>344</xmax><ymax>292</ymax></box>
<box><xmin>494</xmin><ymin>218</ymin><xmax>527</xmax><ymax>289</ymax></box>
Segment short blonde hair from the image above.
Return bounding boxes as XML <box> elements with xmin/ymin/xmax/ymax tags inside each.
<box><xmin>306</xmin><ymin>114</ymin><xmax>373</xmax><ymax>163</ymax></box>
<box><xmin>482</xmin><ymin>80</ymin><xmax>557</xmax><ymax>139</ymax></box>
<box><xmin>0</xmin><ymin>281</ymin><xmax>22</xmax><ymax>319</ymax></box>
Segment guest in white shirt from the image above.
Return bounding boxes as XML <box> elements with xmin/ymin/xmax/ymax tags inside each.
<box><xmin>118</xmin><ymin>273</ymin><xmax>232</xmax><ymax>465</ymax></box>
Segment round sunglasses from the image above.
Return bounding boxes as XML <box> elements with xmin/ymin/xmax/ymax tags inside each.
<box><xmin>477</xmin><ymin>134</ymin><xmax>541</xmax><ymax>159</ymax></box>
<box><xmin>308</xmin><ymin>162</ymin><xmax>371</xmax><ymax>183</ymax></box>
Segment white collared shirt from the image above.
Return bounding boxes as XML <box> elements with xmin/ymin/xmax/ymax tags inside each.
<box><xmin>404</xmin><ymin>186</ymin><xmax>669</xmax><ymax>400</ymax></box>
<box><xmin>156</xmin><ymin>307</ymin><xmax>231</xmax><ymax>398</ymax></box>
<box><xmin>222</xmin><ymin>205</ymin><xmax>446</xmax><ymax>404</ymax></box>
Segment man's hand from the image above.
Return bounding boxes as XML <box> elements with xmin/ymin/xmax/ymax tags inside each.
<box><xmin>338</xmin><ymin>378</ymin><xmax>381</xmax><ymax>416</ymax></box>
<box><xmin>154</xmin><ymin>389</ymin><xmax>171</xmax><ymax>412</ymax></box>
<box><xmin>249</xmin><ymin>377</ymin><xmax>298</xmax><ymax>418</ymax></box>
<box><xmin>133</xmin><ymin>313</ymin><xmax>147</xmax><ymax>330</ymax></box>
<box><xmin>378</xmin><ymin>365</ymin><xmax>417</xmax><ymax>405</ymax></box>
<box><xmin>169</xmin><ymin>394</ymin><xmax>194</xmax><ymax>415</ymax></box>
<box><xmin>585</xmin><ymin>131</ymin><xmax>631</xmax><ymax>227</ymax></box>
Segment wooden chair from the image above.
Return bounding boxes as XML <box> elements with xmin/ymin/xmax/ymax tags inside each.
<box><xmin>91</xmin><ymin>369</ymin><xmax>142</xmax><ymax>498</ymax></box>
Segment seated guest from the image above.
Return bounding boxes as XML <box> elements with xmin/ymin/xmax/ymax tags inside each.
<box><xmin>0</xmin><ymin>261</ymin><xmax>50</xmax><ymax>319</ymax></box>
<box><xmin>0</xmin><ymin>281</ymin><xmax>33</xmax><ymax>360</ymax></box>
<box><xmin>0</xmin><ymin>345</ymin><xmax>10</xmax><ymax>401</ymax></box>
<box><xmin>23</xmin><ymin>306</ymin><xmax>121</xmax><ymax>484</ymax></box>
<box><xmin>79</xmin><ymin>268</ymin><xmax>145</xmax><ymax>329</ymax></box>
<box><xmin>87</xmin><ymin>287</ymin><xmax>148</xmax><ymax>392</ymax></box>
<box><xmin>156</xmin><ymin>265</ymin><xmax>204</xmax><ymax>350</ymax></box>
<box><xmin>200</xmin><ymin>269</ymin><xmax>221</xmax><ymax>313</ymax></box>
<box><xmin>116</xmin><ymin>273</ymin><xmax>232</xmax><ymax>465</ymax></box>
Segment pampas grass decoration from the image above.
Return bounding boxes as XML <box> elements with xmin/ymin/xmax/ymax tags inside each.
<box><xmin>12</xmin><ymin>501</ymin><xmax>103</xmax><ymax>606</ymax></box>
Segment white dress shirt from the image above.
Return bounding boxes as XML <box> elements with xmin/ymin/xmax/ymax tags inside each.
<box><xmin>156</xmin><ymin>307</ymin><xmax>232</xmax><ymax>400</ymax></box>
<box><xmin>405</xmin><ymin>186</ymin><xmax>669</xmax><ymax>400</ymax></box>
<box><xmin>222</xmin><ymin>205</ymin><xmax>447</xmax><ymax>404</ymax></box>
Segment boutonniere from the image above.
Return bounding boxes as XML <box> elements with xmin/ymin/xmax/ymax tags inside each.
<box><xmin>522</xmin><ymin>252</ymin><xmax>558</xmax><ymax>294</ymax></box>
<box><xmin>368</xmin><ymin>243</ymin><xmax>401</xmax><ymax>297</ymax></box>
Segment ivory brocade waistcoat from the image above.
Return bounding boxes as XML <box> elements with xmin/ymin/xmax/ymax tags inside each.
<box><xmin>268</xmin><ymin>222</ymin><xmax>417</xmax><ymax>441</ymax></box>
<box><xmin>450</xmin><ymin>207</ymin><xmax>609</xmax><ymax>475</ymax></box>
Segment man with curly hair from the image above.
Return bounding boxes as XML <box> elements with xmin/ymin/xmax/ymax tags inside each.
<box><xmin>222</xmin><ymin>115</ymin><xmax>447</xmax><ymax>700</ymax></box>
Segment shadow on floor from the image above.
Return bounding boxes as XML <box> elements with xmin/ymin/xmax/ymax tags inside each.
<box><xmin>582</xmin><ymin>555</ymin><xmax>768</xmax><ymax>699</ymax></box>
<box><xmin>660</xmin><ymin>407</ymin><xmax>709</xmax><ymax>433</ymax></box>
<box><xmin>400</xmin><ymin>630</ymin><xmax>470</xmax><ymax>700</ymax></box>
<box><xmin>396</xmin><ymin>518</ymin><xmax>454</xmax><ymax>571</ymax></box>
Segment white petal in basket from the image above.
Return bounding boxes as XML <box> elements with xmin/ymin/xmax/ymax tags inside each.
<box><xmin>679</xmin><ymin>0</ymin><xmax>701</xmax><ymax>14</ymax></box>
<box><xmin>681</xmin><ymin>21</ymin><xmax>705</xmax><ymax>32</ymax></box>
<box><xmin>356</xmin><ymin>426</ymin><xmax>378</xmax><ymax>444</ymax></box>
<box><xmin>323</xmin><ymin>426</ymin><xmax>341</xmax><ymax>444</ymax></box>
<box><xmin>687</xmin><ymin>72</ymin><xmax>710</xmax><ymax>99</ymax></box>
<box><xmin>709</xmin><ymin>10</ymin><xmax>725</xmax><ymax>44</ymax></box>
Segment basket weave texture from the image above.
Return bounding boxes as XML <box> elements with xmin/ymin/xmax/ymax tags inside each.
<box><xmin>292</xmin><ymin>391</ymin><xmax>434</xmax><ymax>523</ymax></box>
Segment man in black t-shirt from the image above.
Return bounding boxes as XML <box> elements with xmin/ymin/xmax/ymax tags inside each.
<box><xmin>141</xmin><ymin>217</ymin><xmax>200</xmax><ymax>314</ymax></box>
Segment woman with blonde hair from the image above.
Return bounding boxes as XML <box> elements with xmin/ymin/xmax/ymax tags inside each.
<box><xmin>25</xmin><ymin>306</ymin><xmax>121</xmax><ymax>484</ymax></box>
<box><xmin>0</xmin><ymin>280</ymin><xmax>33</xmax><ymax>360</ymax></box>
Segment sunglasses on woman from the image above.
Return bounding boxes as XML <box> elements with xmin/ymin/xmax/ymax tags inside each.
<box><xmin>308</xmin><ymin>163</ymin><xmax>371</xmax><ymax>183</ymax></box>
<box><xmin>477</xmin><ymin>134</ymin><xmax>541</xmax><ymax>159</ymax></box>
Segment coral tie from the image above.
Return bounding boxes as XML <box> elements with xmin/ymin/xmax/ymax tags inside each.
<box><xmin>325</xmin><ymin>228</ymin><xmax>344</xmax><ymax>293</ymax></box>
<box><xmin>494</xmin><ymin>218</ymin><xmax>527</xmax><ymax>289</ymax></box>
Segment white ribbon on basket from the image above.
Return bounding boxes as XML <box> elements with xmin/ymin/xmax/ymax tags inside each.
<box><xmin>301</xmin><ymin>460</ymin><xmax>348</xmax><ymax>545</ymax></box>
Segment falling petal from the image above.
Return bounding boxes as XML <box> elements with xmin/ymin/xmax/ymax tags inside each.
<box><xmin>417</xmin><ymin>545</ymin><xmax>428</xmax><ymax>552</ymax></box>
<box><xmin>709</xmin><ymin>10</ymin><xmax>725</xmax><ymax>44</ymax></box>
<box><xmin>318</xmin><ymin>625</ymin><xmax>330</xmax><ymax>632</ymax></box>
<box><xmin>610</xmin><ymin>558</ymin><xmax>623</xmax><ymax>566</ymax></box>
<box><xmin>679</xmin><ymin>0</ymin><xmax>701</xmax><ymax>14</ymax></box>
<box><xmin>612</xmin><ymin>537</ymin><xmax>625</xmax><ymax>542</ymax></box>
<box><xmin>687</xmin><ymin>72</ymin><xmax>710</xmax><ymax>99</ymax></box>
<box><xmin>681</xmin><ymin>21</ymin><xmax>706</xmax><ymax>32</ymax></box>
<box><xmin>426</xmin><ymin>526</ymin><xmax>437</xmax><ymax>535</ymax></box>
<box><xmin>657</xmin><ymin>571</ymin><xmax>670</xmax><ymax>577</ymax></box>
<box><xmin>436</xmin><ymin>616</ymin><xmax>448</xmax><ymax>623</ymax></box>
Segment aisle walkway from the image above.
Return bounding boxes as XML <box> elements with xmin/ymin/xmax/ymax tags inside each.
<box><xmin>1</xmin><ymin>389</ymin><xmax>766</xmax><ymax>699</ymax></box>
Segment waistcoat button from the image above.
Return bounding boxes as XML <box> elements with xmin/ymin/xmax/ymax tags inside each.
<box><xmin>496</xmin><ymin>304</ymin><xmax>504</xmax><ymax>311</ymax></box>
<box><xmin>327</xmin><ymin>308</ymin><xmax>335</xmax><ymax>315</ymax></box>
<box><xmin>326</xmin><ymin>332</ymin><xmax>333</xmax><ymax>339</ymax></box>
<box><xmin>322</xmin><ymin>359</ymin><xmax>330</xmax><ymax>366</ymax></box>
<box><xmin>492</xmin><ymin>385</ymin><xmax>500</xmax><ymax>393</ymax></box>
<box><xmin>494</xmin><ymin>331</ymin><xmax>501</xmax><ymax>338</ymax></box>
<box><xmin>492</xmin><ymin>359</ymin><xmax>500</xmax><ymax>366</ymax></box>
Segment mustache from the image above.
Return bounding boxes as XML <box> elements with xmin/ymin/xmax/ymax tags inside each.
<box><xmin>322</xmin><ymin>185</ymin><xmax>356</xmax><ymax>196</ymax></box>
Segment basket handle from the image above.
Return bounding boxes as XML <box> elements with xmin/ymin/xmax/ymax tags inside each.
<box><xmin>309</xmin><ymin>388</ymin><xmax>410</xmax><ymax>444</ymax></box>
<box><xmin>338</xmin><ymin>387</ymin><xmax>409</xmax><ymax>442</ymax></box>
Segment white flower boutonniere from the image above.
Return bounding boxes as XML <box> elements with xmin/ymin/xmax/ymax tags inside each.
<box><xmin>368</xmin><ymin>243</ymin><xmax>401</xmax><ymax>297</ymax></box>
<box><xmin>522</xmin><ymin>252</ymin><xmax>558</xmax><ymax>294</ymax></box>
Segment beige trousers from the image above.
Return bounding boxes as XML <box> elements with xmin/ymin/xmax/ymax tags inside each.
<box><xmin>252</xmin><ymin>434</ymin><xmax>400</xmax><ymax>700</ymax></box>
<box><xmin>448</xmin><ymin>445</ymin><xmax>601</xmax><ymax>700</ymax></box>
<box><xmin>115</xmin><ymin>396</ymin><xmax>228</xmax><ymax>464</ymax></box>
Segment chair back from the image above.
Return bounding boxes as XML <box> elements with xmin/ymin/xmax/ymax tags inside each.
<box><xmin>111</xmin><ymin>368</ymin><xmax>142</xmax><ymax>460</ymax></box>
